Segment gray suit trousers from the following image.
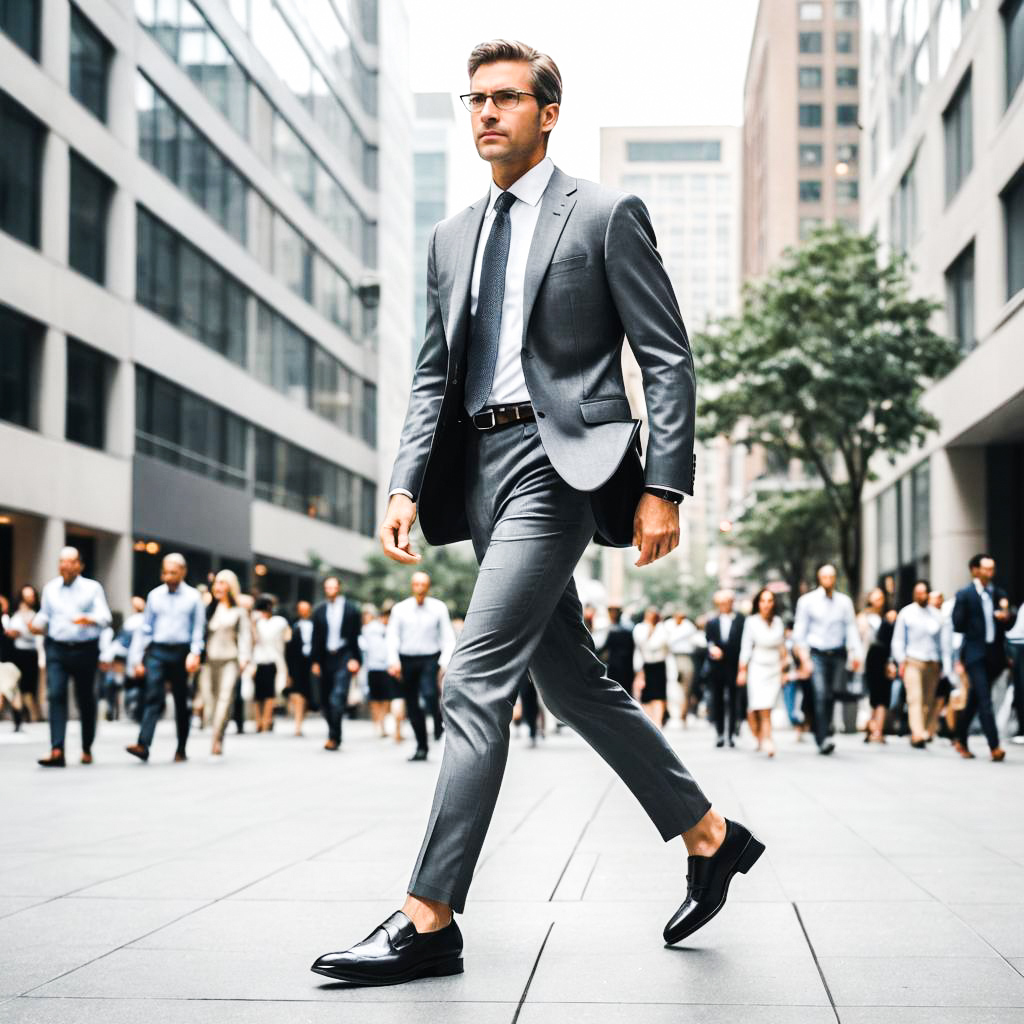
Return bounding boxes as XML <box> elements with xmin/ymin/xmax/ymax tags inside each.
<box><xmin>408</xmin><ymin>422</ymin><xmax>711</xmax><ymax>913</ymax></box>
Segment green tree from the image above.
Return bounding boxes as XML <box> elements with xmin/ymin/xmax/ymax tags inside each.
<box><xmin>695</xmin><ymin>225</ymin><xmax>960</xmax><ymax>595</ymax></box>
<box><xmin>734</xmin><ymin>487</ymin><xmax>841</xmax><ymax>608</ymax></box>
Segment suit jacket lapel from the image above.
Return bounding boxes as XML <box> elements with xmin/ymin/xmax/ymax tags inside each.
<box><xmin>521</xmin><ymin>167</ymin><xmax>578</xmax><ymax>345</ymax></box>
<box><xmin>442</xmin><ymin>194</ymin><xmax>488</xmax><ymax>354</ymax></box>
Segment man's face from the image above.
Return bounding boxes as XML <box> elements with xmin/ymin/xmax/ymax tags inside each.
<box><xmin>818</xmin><ymin>566</ymin><xmax>838</xmax><ymax>591</ymax></box>
<box><xmin>297</xmin><ymin>601</ymin><xmax>312</xmax><ymax>619</ymax></box>
<box><xmin>929</xmin><ymin>591</ymin><xmax>943</xmax><ymax>609</ymax></box>
<box><xmin>411</xmin><ymin>573</ymin><xmax>430</xmax><ymax>600</ymax></box>
<box><xmin>975</xmin><ymin>558</ymin><xmax>996</xmax><ymax>585</ymax></box>
<box><xmin>324</xmin><ymin>578</ymin><xmax>341</xmax><ymax>601</ymax></box>
<box><xmin>913</xmin><ymin>583</ymin><xmax>929</xmax><ymax>605</ymax></box>
<box><xmin>161</xmin><ymin>560</ymin><xmax>185</xmax><ymax>588</ymax></box>
<box><xmin>59</xmin><ymin>553</ymin><xmax>82</xmax><ymax>584</ymax></box>
<box><xmin>468</xmin><ymin>60</ymin><xmax>556</xmax><ymax>166</ymax></box>
<box><xmin>715</xmin><ymin>596</ymin><xmax>733</xmax><ymax>614</ymax></box>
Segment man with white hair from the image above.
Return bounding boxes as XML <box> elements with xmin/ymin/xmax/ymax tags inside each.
<box><xmin>705</xmin><ymin>590</ymin><xmax>745</xmax><ymax>748</ymax></box>
<box><xmin>32</xmin><ymin>546</ymin><xmax>112</xmax><ymax>768</ymax></box>
<box><xmin>127</xmin><ymin>553</ymin><xmax>205</xmax><ymax>763</ymax></box>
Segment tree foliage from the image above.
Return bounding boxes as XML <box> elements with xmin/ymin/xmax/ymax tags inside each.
<box><xmin>694</xmin><ymin>225</ymin><xmax>960</xmax><ymax>594</ymax></box>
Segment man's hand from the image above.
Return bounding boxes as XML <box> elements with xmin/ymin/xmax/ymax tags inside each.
<box><xmin>737</xmin><ymin>666</ymin><xmax>747</xmax><ymax>686</ymax></box>
<box><xmin>850</xmin><ymin>658</ymin><xmax>862</xmax><ymax>673</ymax></box>
<box><xmin>73</xmin><ymin>617</ymin><xmax>94</xmax><ymax>626</ymax></box>
<box><xmin>898</xmin><ymin>661</ymin><xmax>906</xmax><ymax>680</ymax></box>
<box><xmin>346</xmin><ymin>658</ymin><xmax>360</xmax><ymax>675</ymax></box>
<box><xmin>134</xmin><ymin>664</ymin><xmax>146</xmax><ymax>679</ymax></box>
<box><xmin>185</xmin><ymin>652</ymin><xmax>200</xmax><ymax>674</ymax></box>
<box><xmin>380</xmin><ymin>494</ymin><xmax>421</xmax><ymax>565</ymax></box>
<box><xmin>387</xmin><ymin>662</ymin><xmax>402</xmax><ymax>679</ymax></box>
<box><xmin>311</xmin><ymin>662</ymin><xmax>321</xmax><ymax>677</ymax></box>
<box><xmin>633</xmin><ymin>492</ymin><xmax>679</xmax><ymax>567</ymax></box>
<box><xmin>708</xmin><ymin>644</ymin><xmax>723</xmax><ymax>661</ymax></box>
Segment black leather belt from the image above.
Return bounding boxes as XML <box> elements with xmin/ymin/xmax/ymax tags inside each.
<box><xmin>471</xmin><ymin>402</ymin><xmax>536</xmax><ymax>431</ymax></box>
<box><xmin>811</xmin><ymin>647</ymin><xmax>846</xmax><ymax>658</ymax></box>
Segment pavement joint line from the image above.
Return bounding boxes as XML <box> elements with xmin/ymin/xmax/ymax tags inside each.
<box><xmin>548</xmin><ymin>779</ymin><xmax>615</xmax><ymax>901</ymax></box>
<box><xmin>942</xmin><ymin>901</ymin><xmax>1024</xmax><ymax>981</ymax></box>
<box><xmin>510</xmin><ymin>920</ymin><xmax>555</xmax><ymax>1023</ymax></box>
<box><xmin>792</xmin><ymin>902</ymin><xmax>841</xmax><ymax>1024</ymax></box>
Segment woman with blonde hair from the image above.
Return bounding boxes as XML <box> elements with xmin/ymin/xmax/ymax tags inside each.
<box><xmin>201</xmin><ymin>569</ymin><xmax>252</xmax><ymax>756</ymax></box>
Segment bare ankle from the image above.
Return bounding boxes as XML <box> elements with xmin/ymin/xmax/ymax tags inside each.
<box><xmin>402</xmin><ymin>893</ymin><xmax>452</xmax><ymax>933</ymax></box>
<box><xmin>682</xmin><ymin>808</ymin><xmax>727</xmax><ymax>857</ymax></box>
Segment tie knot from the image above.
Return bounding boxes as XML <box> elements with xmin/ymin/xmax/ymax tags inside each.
<box><xmin>493</xmin><ymin>191</ymin><xmax>516</xmax><ymax>215</ymax></box>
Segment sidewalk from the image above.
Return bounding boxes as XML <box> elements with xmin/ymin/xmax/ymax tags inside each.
<box><xmin>1</xmin><ymin>712</ymin><xmax>1023</xmax><ymax>1022</ymax></box>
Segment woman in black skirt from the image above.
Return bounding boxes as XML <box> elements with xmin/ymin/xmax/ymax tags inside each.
<box><xmin>5</xmin><ymin>585</ymin><xmax>42</xmax><ymax>723</ymax></box>
<box><xmin>858</xmin><ymin>587</ymin><xmax>896</xmax><ymax>742</ymax></box>
<box><xmin>632</xmin><ymin>606</ymin><xmax>670</xmax><ymax>729</ymax></box>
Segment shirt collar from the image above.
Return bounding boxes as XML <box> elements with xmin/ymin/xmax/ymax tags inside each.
<box><xmin>487</xmin><ymin>156</ymin><xmax>554</xmax><ymax>215</ymax></box>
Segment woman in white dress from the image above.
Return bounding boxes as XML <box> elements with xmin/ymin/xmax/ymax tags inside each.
<box><xmin>738</xmin><ymin>588</ymin><xmax>787</xmax><ymax>757</ymax></box>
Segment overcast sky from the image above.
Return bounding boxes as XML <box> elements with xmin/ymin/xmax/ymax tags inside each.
<box><xmin>407</xmin><ymin>0</ymin><xmax>761</xmax><ymax>209</ymax></box>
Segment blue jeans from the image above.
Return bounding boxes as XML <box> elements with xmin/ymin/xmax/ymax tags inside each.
<box><xmin>321</xmin><ymin>653</ymin><xmax>352</xmax><ymax>744</ymax></box>
<box><xmin>138</xmin><ymin>643</ymin><xmax>191</xmax><ymax>751</ymax></box>
<box><xmin>782</xmin><ymin>680</ymin><xmax>802</xmax><ymax>725</ymax></box>
<box><xmin>810</xmin><ymin>650</ymin><xmax>846</xmax><ymax>748</ymax></box>
<box><xmin>44</xmin><ymin>639</ymin><xmax>99</xmax><ymax>752</ymax></box>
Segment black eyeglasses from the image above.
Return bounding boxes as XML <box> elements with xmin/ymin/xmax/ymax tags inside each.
<box><xmin>460</xmin><ymin>89</ymin><xmax>537</xmax><ymax>112</ymax></box>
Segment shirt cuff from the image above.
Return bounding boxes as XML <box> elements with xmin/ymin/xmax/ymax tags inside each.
<box><xmin>389</xmin><ymin>488</ymin><xmax>415</xmax><ymax>501</ymax></box>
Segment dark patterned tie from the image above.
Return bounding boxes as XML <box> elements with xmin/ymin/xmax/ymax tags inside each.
<box><xmin>466</xmin><ymin>190</ymin><xmax>517</xmax><ymax>415</ymax></box>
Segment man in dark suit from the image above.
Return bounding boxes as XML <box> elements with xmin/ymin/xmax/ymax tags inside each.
<box><xmin>601</xmin><ymin>605</ymin><xmax>635</xmax><ymax>694</ymax></box>
<box><xmin>311</xmin><ymin>577</ymin><xmax>362</xmax><ymax>751</ymax></box>
<box><xmin>312</xmin><ymin>39</ymin><xmax>763</xmax><ymax>986</ymax></box>
<box><xmin>705</xmin><ymin>590</ymin><xmax>745</xmax><ymax>748</ymax></box>
<box><xmin>951</xmin><ymin>553</ymin><xmax>1010</xmax><ymax>761</ymax></box>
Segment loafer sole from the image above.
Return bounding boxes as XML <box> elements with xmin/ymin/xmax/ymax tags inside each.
<box><xmin>311</xmin><ymin>954</ymin><xmax>463</xmax><ymax>986</ymax></box>
<box><xmin>664</xmin><ymin>834</ymin><xmax>766</xmax><ymax>946</ymax></box>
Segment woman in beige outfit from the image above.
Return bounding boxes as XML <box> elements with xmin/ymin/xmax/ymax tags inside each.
<box><xmin>201</xmin><ymin>570</ymin><xmax>252</xmax><ymax>756</ymax></box>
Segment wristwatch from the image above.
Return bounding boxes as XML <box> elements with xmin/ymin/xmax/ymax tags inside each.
<box><xmin>643</xmin><ymin>486</ymin><xmax>683</xmax><ymax>505</ymax></box>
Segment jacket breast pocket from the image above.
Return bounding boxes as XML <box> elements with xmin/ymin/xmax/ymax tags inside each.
<box><xmin>547</xmin><ymin>253</ymin><xmax>588</xmax><ymax>277</ymax></box>
<box><xmin>580</xmin><ymin>396</ymin><xmax>634</xmax><ymax>423</ymax></box>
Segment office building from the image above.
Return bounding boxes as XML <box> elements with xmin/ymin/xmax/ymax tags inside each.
<box><xmin>859</xmin><ymin>0</ymin><xmax>1024</xmax><ymax>602</ymax></box>
<box><xmin>0</xmin><ymin>0</ymin><xmax>413</xmax><ymax>613</ymax></box>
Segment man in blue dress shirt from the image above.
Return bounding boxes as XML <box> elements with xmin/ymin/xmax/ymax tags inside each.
<box><xmin>33</xmin><ymin>547</ymin><xmax>112</xmax><ymax>768</ymax></box>
<box><xmin>126</xmin><ymin>553</ymin><xmax>205</xmax><ymax>763</ymax></box>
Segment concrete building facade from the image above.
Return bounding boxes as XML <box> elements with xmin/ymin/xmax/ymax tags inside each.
<box><xmin>859</xmin><ymin>0</ymin><xmax>1024</xmax><ymax>604</ymax></box>
<box><xmin>0</xmin><ymin>0</ymin><xmax>412</xmax><ymax>615</ymax></box>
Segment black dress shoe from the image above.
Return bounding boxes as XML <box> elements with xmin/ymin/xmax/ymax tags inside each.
<box><xmin>408</xmin><ymin>748</ymin><xmax>428</xmax><ymax>762</ymax></box>
<box><xmin>818</xmin><ymin>739</ymin><xmax>836</xmax><ymax>755</ymax></box>
<box><xmin>715</xmin><ymin>735</ymin><xmax>725</xmax><ymax>748</ymax></box>
<box><xmin>663</xmin><ymin>818</ymin><xmax>765</xmax><ymax>946</ymax></box>
<box><xmin>38</xmin><ymin>750</ymin><xmax>66</xmax><ymax>768</ymax></box>
<box><xmin>311</xmin><ymin>911</ymin><xmax>463</xmax><ymax>986</ymax></box>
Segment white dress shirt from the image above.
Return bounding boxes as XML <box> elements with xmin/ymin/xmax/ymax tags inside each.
<box><xmin>891</xmin><ymin>601</ymin><xmax>952</xmax><ymax>675</ymax></box>
<box><xmin>128</xmin><ymin>582</ymin><xmax>205</xmax><ymax>668</ymax></box>
<box><xmin>386</xmin><ymin>596</ymin><xmax>456</xmax><ymax>668</ymax></box>
<box><xmin>37</xmin><ymin>575</ymin><xmax>112</xmax><ymax>643</ymax></box>
<box><xmin>793</xmin><ymin>587</ymin><xmax>862</xmax><ymax>659</ymax></box>
<box><xmin>632</xmin><ymin>620</ymin><xmax>670</xmax><ymax>671</ymax></box>
<box><xmin>973</xmin><ymin>578</ymin><xmax>996</xmax><ymax>643</ymax></box>
<box><xmin>668</xmin><ymin>617</ymin><xmax>698</xmax><ymax>656</ymax></box>
<box><xmin>325</xmin><ymin>596</ymin><xmax>346</xmax><ymax>652</ymax></box>
<box><xmin>1006</xmin><ymin>605</ymin><xmax>1024</xmax><ymax>644</ymax></box>
<box><xmin>296</xmin><ymin>617</ymin><xmax>314</xmax><ymax>657</ymax></box>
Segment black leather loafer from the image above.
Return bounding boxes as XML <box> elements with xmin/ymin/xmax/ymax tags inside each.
<box><xmin>663</xmin><ymin>818</ymin><xmax>765</xmax><ymax>946</ymax></box>
<box><xmin>311</xmin><ymin>911</ymin><xmax>463</xmax><ymax>986</ymax></box>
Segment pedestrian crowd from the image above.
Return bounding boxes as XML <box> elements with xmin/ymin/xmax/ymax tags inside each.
<box><xmin>2</xmin><ymin>547</ymin><xmax>1022</xmax><ymax>767</ymax></box>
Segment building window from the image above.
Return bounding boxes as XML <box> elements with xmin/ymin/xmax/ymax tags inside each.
<box><xmin>890</xmin><ymin>154</ymin><xmax>918</xmax><ymax>253</ymax></box>
<box><xmin>837</xmin><ymin>66</ymin><xmax>859</xmax><ymax>87</ymax></box>
<box><xmin>0</xmin><ymin>302</ymin><xmax>41</xmax><ymax>429</ymax></box>
<box><xmin>69</xmin><ymin>152</ymin><xmax>113</xmax><ymax>284</ymax></box>
<box><xmin>943</xmin><ymin>70</ymin><xmax>973</xmax><ymax>204</ymax></box>
<box><xmin>799</xmin><ymin>31</ymin><xmax>823</xmax><ymax>53</ymax></box>
<box><xmin>799</xmin><ymin>103</ymin><xmax>823</xmax><ymax>127</ymax></box>
<box><xmin>1005</xmin><ymin>0</ymin><xmax>1024</xmax><ymax>106</ymax></box>
<box><xmin>69</xmin><ymin>5</ymin><xmax>112</xmax><ymax>121</ymax></box>
<box><xmin>836</xmin><ymin>1</ymin><xmax>858</xmax><ymax>17</ymax></box>
<box><xmin>799</xmin><ymin>66</ymin><xmax>823</xmax><ymax>88</ymax></box>
<box><xmin>838</xmin><ymin>142</ymin><xmax>859</xmax><ymax>166</ymax></box>
<box><xmin>273</xmin><ymin>215</ymin><xmax>313</xmax><ymax>302</ymax></box>
<box><xmin>800</xmin><ymin>143</ymin><xmax>823</xmax><ymax>166</ymax></box>
<box><xmin>945</xmin><ymin>242</ymin><xmax>975</xmax><ymax>353</ymax></box>
<box><xmin>799</xmin><ymin>180</ymin><xmax>822</xmax><ymax>202</ymax></box>
<box><xmin>836</xmin><ymin>31</ymin><xmax>855</xmax><ymax>53</ymax></box>
<box><xmin>626</xmin><ymin>140</ymin><xmax>722</xmax><ymax>162</ymax></box>
<box><xmin>799</xmin><ymin>2</ymin><xmax>823</xmax><ymax>19</ymax></box>
<box><xmin>837</xmin><ymin>104</ymin><xmax>859</xmax><ymax>126</ymax></box>
<box><xmin>135</xmin><ymin>74</ymin><xmax>248</xmax><ymax>245</ymax></box>
<box><xmin>1003</xmin><ymin>165</ymin><xmax>1024</xmax><ymax>298</ymax></box>
<box><xmin>0</xmin><ymin>91</ymin><xmax>44</xmax><ymax>249</ymax></box>
<box><xmin>836</xmin><ymin>179</ymin><xmax>859</xmax><ymax>203</ymax></box>
<box><xmin>66</xmin><ymin>338</ymin><xmax>109</xmax><ymax>448</ymax></box>
<box><xmin>135</xmin><ymin>0</ymin><xmax>248</xmax><ymax>137</ymax></box>
<box><xmin>799</xmin><ymin>216</ymin><xmax>823</xmax><ymax>240</ymax></box>
<box><xmin>136</xmin><ymin>368</ymin><xmax>248</xmax><ymax>487</ymax></box>
<box><xmin>0</xmin><ymin>0</ymin><xmax>39</xmax><ymax>58</ymax></box>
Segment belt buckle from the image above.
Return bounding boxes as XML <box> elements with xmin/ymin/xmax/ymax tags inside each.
<box><xmin>475</xmin><ymin>408</ymin><xmax>497</xmax><ymax>430</ymax></box>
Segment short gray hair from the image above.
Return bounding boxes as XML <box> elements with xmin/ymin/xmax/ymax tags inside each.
<box><xmin>163</xmin><ymin>552</ymin><xmax>187</xmax><ymax>571</ymax></box>
<box><xmin>467</xmin><ymin>39</ymin><xmax>562</xmax><ymax>108</ymax></box>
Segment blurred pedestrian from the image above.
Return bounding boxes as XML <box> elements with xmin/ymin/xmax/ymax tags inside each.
<box><xmin>201</xmin><ymin>569</ymin><xmax>252</xmax><ymax>755</ymax></box>
<box><xmin>0</xmin><ymin>594</ymin><xmax>25</xmax><ymax>732</ymax></box>
<box><xmin>1007</xmin><ymin>602</ymin><xmax>1024</xmax><ymax>745</ymax></box>
<box><xmin>793</xmin><ymin>565</ymin><xmax>862</xmax><ymax>756</ymax></box>
<box><xmin>118</xmin><ymin>596</ymin><xmax>146</xmax><ymax>722</ymax></box>
<box><xmin>667</xmin><ymin>608</ymin><xmax>698</xmax><ymax>726</ymax></box>
<box><xmin>858</xmin><ymin>587</ymin><xmax>896</xmax><ymax>743</ymax></box>
<box><xmin>632</xmin><ymin>606</ymin><xmax>670</xmax><ymax>728</ymax></box>
<box><xmin>361</xmin><ymin>602</ymin><xmax>396</xmax><ymax>739</ymax></box>
<box><xmin>126</xmin><ymin>553</ymin><xmax>204</xmax><ymax>764</ymax></box>
<box><xmin>705</xmin><ymin>591</ymin><xmax>745</xmax><ymax>748</ymax></box>
<box><xmin>387</xmin><ymin>572</ymin><xmax>456</xmax><ymax>761</ymax></box>
<box><xmin>951</xmin><ymin>554</ymin><xmax>1010</xmax><ymax>761</ymax></box>
<box><xmin>311</xmin><ymin>576</ymin><xmax>362</xmax><ymax>752</ymax></box>
<box><xmin>251</xmin><ymin>595</ymin><xmax>290</xmax><ymax>733</ymax></box>
<box><xmin>602</xmin><ymin>605</ymin><xmax>635</xmax><ymax>695</ymax></box>
<box><xmin>738</xmin><ymin>588</ymin><xmax>786</xmax><ymax>757</ymax></box>
<box><xmin>5</xmin><ymin>584</ymin><xmax>43</xmax><ymax>723</ymax></box>
<box><xmin>34</xmin><ymin>547</ymin><xmax>111</xmax><ymax>768</ymax></box>
<box><xmin>892</xmin><ymin>580</ymin><xmax>951</xmax><ymax>749</ymax></box>
<box><xmin>285</xmin><ymin>600</ymin><xmax>315</xmax><ymax>736</ymax></box>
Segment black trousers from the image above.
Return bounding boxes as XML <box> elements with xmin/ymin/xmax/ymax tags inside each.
<box><xmin>957</xmin><ymin>645</ymin><xmax>1005</xmax><ymax>751</ymax></box>
<box><xmin>44</xmin><ymin>639</ymin><xmax>99</xmax><ymax>753</ymax></box>
<box><xmin>399</xmin><ymin>652</ymin><xmax>441</xmax><ymax>751</ymax></box>
<box><xmin>711</xmin><ymin>667</ymin><xmax>739</xmax><ymax>739</ymax></box>
<box><xmin>138</xmin><ymin>643</ymin><xmax>191</xmax><ymax>752</ymax></box>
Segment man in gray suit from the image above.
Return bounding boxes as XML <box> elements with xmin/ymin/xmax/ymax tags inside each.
<box><xmin>312</xmin><ymin>39</ymin><xmax>764</xmax><ymax>987</ymax></box>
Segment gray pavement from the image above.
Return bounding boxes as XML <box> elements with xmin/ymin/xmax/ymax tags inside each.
<box><xmin>1</xmin><ymin>708</ymin><xmax>1022</xmax><ymax>1023</ymax></box>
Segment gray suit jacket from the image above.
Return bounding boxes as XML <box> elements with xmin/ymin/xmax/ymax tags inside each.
<box><xmin>389</xmin><ymin>164</ymin><xmax>696</xmax><ymax>548</ymax></box>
